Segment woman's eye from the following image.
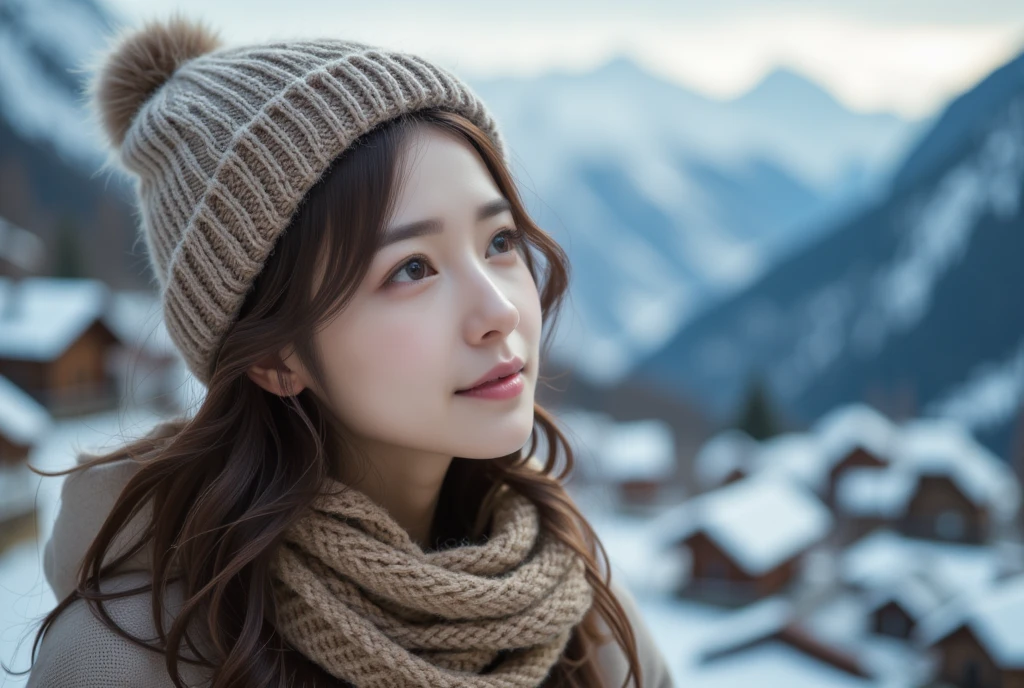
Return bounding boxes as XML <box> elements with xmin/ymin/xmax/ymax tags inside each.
<box><xmin>487</xmin><ymin>227</ymin><xmax>526</xmax><ymax>257</ymax></box>
<box><xmin>384</xmin><ymin>227</ymin><xmax>526</xmax><ymax>287</ymax></box>
<box><xmin>386</xmin><ymin>256</ymin><xmax>436</xmax><ymax>286</ymax></box>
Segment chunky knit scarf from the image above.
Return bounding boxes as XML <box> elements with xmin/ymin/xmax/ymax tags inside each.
<box><xmin>269</xmin><ymin>478</ymin><xmax>595</xmax><ymax>687</ymax></box>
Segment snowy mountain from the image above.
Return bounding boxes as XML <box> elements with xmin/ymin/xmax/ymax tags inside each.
<box><xmin>1</xmin><ymin>0</ymin><xmax>919</xmax><ymax>348</ymax></box>
<box><xmin>467</xmin><ymin>58</ymin><xmax>918</xmax><ymax>382</ymax></box>
<box><xmin>0</xmin><ymin>0</ymin><xmax>143</xmax><ymax>288</ymax></box>
<box><xmin>629</xmin><ymin>49</ymin><xmax>1024</xmax><ymax>458</ymax></box>
<box><xmin>0</xmin><ymin>0</ymin><xmax>116</xmax><ymax>170</ymax></box>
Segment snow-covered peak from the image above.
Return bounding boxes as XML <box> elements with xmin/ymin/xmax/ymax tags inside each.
<box><xmin>733</xmin><ymin>67</ymin><xmax>850</xmax><ymax>118</ymax></box>
<box><xmin>0</xmin><ymin>0</ymin><xmax>121</xmax><ymax>169</ymax></box>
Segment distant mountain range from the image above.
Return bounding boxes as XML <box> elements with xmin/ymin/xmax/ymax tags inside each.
<box><xmin>0</xmin><ymin>0</ymin><xmax>922</xmax><ymax>349</ymax></box>
<box><xmin>0</xmin><ymin>0</ymin><xmax>142</xmax><ymax>288</ymax></box>
<box><xmin>467</xmin><ymin>58</ymin><xmax>919</xmax><ymax>382</ymax></box>
<box><xmin>629</xmin><ymin>50</ymin><xmax>1024</xmax><ymax>459</ymax></box>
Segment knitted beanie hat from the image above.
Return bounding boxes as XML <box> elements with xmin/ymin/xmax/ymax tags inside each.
<box><xmin>90</xmin><ymin>15</ymin><xmax>508</xmax><ymax>386</ymax></box>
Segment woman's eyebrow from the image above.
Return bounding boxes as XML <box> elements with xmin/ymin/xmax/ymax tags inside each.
<box><xmin>380</xmin><ymin>197</ymin><xmax>511</xmax><ymax>249</ymax></box>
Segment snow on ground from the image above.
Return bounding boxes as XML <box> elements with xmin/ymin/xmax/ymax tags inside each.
<box><xmin>686</xmin><ymin>641</ymin><xmax>874</xmax><ymax>688</ymax></box>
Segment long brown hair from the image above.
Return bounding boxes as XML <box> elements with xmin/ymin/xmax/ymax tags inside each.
<box><xmin>19</xmin><ymin>108</ymin><xmax>643</xmax><ymax>687</ymax></box>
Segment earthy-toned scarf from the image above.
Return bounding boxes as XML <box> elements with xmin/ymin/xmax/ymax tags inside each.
<box><xmin>269</xmin><ymin>477</ymin><xmax>595</xmax><ymax>687</ymax></box>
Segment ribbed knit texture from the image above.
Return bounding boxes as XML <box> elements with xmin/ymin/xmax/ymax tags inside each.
<box><xmin>94</xmin><ymin>21</ymin><xmax>507</xmax><ymax>385</ymax></box>
<box><xmin>270</xmin><ymin>480</ymin><xmax>594</xmax><ymax>687</ymax></box>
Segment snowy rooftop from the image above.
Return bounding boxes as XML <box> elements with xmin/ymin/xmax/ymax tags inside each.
<box><xmin>895</xmin><ymin>418</ymin><xmax>1021</xmax><ymax>521</ymax></box>
<box><xmin>812</xmin><ymin>403</ymin><xmax>898</xmax><ymax>470</ymax></box>
<box><xmin>693</xmin><ymin>429</ymin><xmax>828</xmax><ymax>494</ymax></box>
<box><xmin>676</xmin><ymin>475</ymin><xmax>834</xmax><ymax>576</ymax></box>
<box><xmin>0</xmin><ymin>375</ymin><xmax>51</xmax><ymax>446</ymax></box>
<box><xmin>554</xmin><ymin>408</ymin><xmax>678</xmax><ymax>484</ymax></box>
<box><xmin>862</xmin><ymin>570</ymin><xmax>948</xmax><ymax>620</ymax></box>
<box><xmin>835</xmin><ymin>466</ymin><xmax>918</xmax><ymax>519</ymax></box>
<box><xmin>596</xmin><ymin>418</ymin><xmax>676</xmax><ymax>482</ymax></box>
<box><xmin>753</xmin><ymin>432</ymin><xmax>829</xmax><ymax>493</ymax></box>
<box><xmin>841</xmin><ymin>529</ymin><xmax>1002</xmax><ymax>597</ymax></box>
<box><xmin>917</xmin><ymin>573</ymin><xmax>1024</xmax><ymax>668</ymax></box>
<box><xmin>0</xmin><ymin>217</ymin><xmax>46</xmax><ymax>273</ymax></box>
<box><xmin>104</xmin><ymin>290</ymin><xmax>177</xmax><ymax>358</ymax></box>
<box><xmin>0</xmin><ymin>277</ymin><xmax>111</xmax><ymax>361</ymax></box>
<box><xmin>693</xmin><ymin>428</ymin><xmax>758</xmax><ymax>490</ymax></box>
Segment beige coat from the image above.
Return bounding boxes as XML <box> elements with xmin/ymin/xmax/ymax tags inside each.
<box><xmin>26</xmin><ymin>454</ymin><xmax>674</xmax><ymax>687</ymax></box>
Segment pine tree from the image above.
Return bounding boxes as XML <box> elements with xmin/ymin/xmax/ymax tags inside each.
<box><xmin>733</xmin><ymin>373</ymin><xmax>781</xmax><ymax>441</ymax></box>
<box><xmin>52</xmin><ymin>215</ymin><xmax>83</xmax><ymax>278</ymax></box>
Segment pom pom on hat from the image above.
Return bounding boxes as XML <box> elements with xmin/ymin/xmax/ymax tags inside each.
<box><xmin>92</xmin><ymin>13</ymin><xmax>222</xmax><ymax>148</ymax></box>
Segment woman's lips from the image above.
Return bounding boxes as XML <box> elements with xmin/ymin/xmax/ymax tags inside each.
<box><xmin>455</xmin><ymin>367</ymin><xmax>525</xmax><ymax>400</ymax></box>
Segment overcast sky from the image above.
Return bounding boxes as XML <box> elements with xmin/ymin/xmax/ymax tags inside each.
<box><xmin>105</xmin><ymin>0</ymin><xmax>1024</xmax><ymax>119</ymax></box>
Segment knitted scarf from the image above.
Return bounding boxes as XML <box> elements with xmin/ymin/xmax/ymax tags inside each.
<box><xmin>269</xmin><ymin>477</ymin><xmax>595</xmax><ymax>687</ymax></box>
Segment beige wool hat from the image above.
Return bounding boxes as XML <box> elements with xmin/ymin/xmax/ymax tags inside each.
<box><xmin>90</xmin><ymin>15</ymin><xmax>508</xmax><ymax>386</ymax></box>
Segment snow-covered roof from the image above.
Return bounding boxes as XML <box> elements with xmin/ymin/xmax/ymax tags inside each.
<box><xmin>104</xmin><ymin>290</ymin><xmax>177</xmax><ymax>358</ymax></box>
<box><xmin>894</xmin><ymin>418</ymin><xmax>1020</xmax><ymax>521</ymax></box>
<box><xmin>812</xmin><ymin>403</ymin><xmax>898</xmax><ymax>470</ymax></box>
<box><xmin>841</xmin><ymin>529</ymin><xmax>1002</xmax><ymax>597</ymax></box>
<box><xmin>679</xmin><ymin>474</ymin><xmax>834</xmax><ymax>577</ymax></box>
<box><xmin>597</xmin><ymin>418</ymin><xmax>675</xmax><ymax>482</ymax></box>
<box><xmin>0</xmin><ymin>217</ymin><xmax>46</xmax><ymax>273</ymax></box>
<box><xmin>917</xmin><ymin>574</ymin><xmax>1024</xmax><ymax>668</ymax></box>
<box><xmin>754</xmin><ymin>432</ymin><xmax>830</xmax><ymax>493</ymax></box>
<box><xmin>693</xmin><ymin>428</ymin><xmax>758</xmax><ymax>490</ymax></box>
<box><xmin>0</xmin><ymin>277</ymin><xmax>112</xmax><ymax>361</ymax></box>
<box><xmin>555</xmin><ymin>408</ymin><xmax>677</xmax><ymax>483</ymax></box>
<box><xmin>694</xmin><ymin>430</ymin><xmax>829</xmax><ymax>493</ymax></box>
<box><xmin>835</xmin><ymin>466</ymin><xmax>918</xmax><ymax>519</ymax></box>
<box><xmin>831</xmin><ymin>417</ymin><xmax>1020</xmax><ymax>523</ymax></box>
<box><xmin>0</xmin><ymin>375</ymin><xmax>50</xmax><ymax>446</ymax></box>
<box><xmin>863</xmin><ymin>570</ymin><xmax>947</xmax><ymax>621</ymax></box>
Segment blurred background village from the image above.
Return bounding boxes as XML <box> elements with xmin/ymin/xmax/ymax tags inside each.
<box><xmin>2</xmin><ymin>0</ymin><xmax>1024</xmax><ymax>686</ymax></box>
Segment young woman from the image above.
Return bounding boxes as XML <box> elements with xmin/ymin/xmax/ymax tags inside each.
<box><xmin>20</xmin><ymin>14</ymin><xmax>673</xmax><ymax>688</ymax></box>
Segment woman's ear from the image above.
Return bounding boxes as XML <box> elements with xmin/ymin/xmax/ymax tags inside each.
<box><xmin>246</xmin><ymin>351</ymin><xmax>308</xmax><ymax>397</ymax></box>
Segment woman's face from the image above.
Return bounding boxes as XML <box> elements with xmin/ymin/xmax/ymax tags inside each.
<box><xmin>291</xmin><ymin>125</ymin><xmax>542</xmax><ymax>464</ymax></box>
